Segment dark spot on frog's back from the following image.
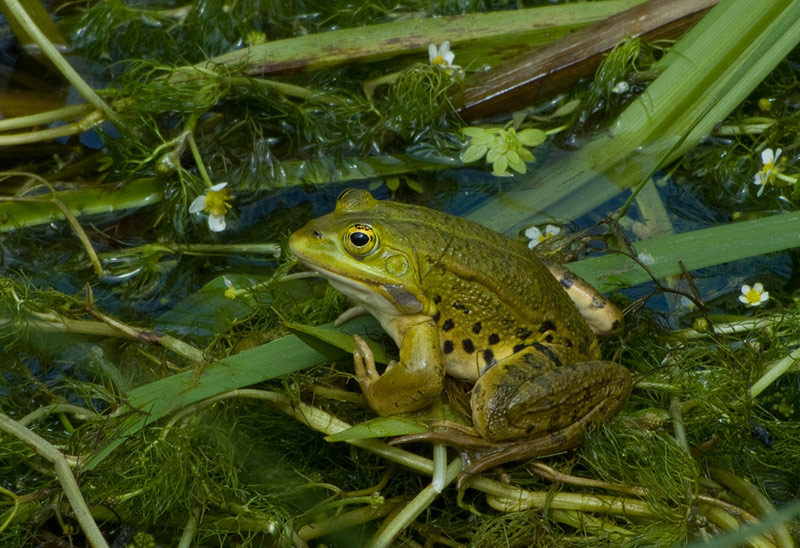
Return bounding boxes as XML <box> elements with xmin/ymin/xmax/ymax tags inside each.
<box><xmin>488</xmin><ymin>333</ymin><xmax>500</xmax><ymax>345</ymax></box>
<box><xmin>443</xmin><ymin>340</ymin><xmax>454</xmax><ymax>354</ymax></box>
<box><xmin>482</xmin><ymin>349</ymin><xmax>495</xmax><ymax>365</ymax></box>
<box><xmin>472</xmin><ymin>322</ymin><xmax>482</xmax><ymax>334</ymax></box>
<box><xmin>539</xmin><ymin>320</ymin><xmax>555</xmax><ymax>333</ymax></box>
<box><xmin>434</xmin><ymin>294</ymin><xmax>442</xmax><ymax>304</ymax></box>
<box><xmin>432</xmin><ymin>311</ymin><xmax>440</xmax><ymax>323</ymax></box>
<box><xmin>453</xmin><ymin>300</ymin><xmax>470</xmax><ymax>314</ymax></box>
<box><xmin>442</xmin><ymin>318</ymin><xmax>455</xmax><ymax>331</ymax></box>
<box><xmin>462</xmin><ymin>339</ymin><xmax>475</xmax><ymax>354</ymax></box>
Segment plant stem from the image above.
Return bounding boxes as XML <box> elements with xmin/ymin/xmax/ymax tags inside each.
<box><xmin>750</xmin><ymin>347</ymin><xmax>800</xmax><ymax>398</ymax></box>
<box><xmin>2</xmin><ymin>0</ymin><xmax>118</xmax><ymax>126</ymax></box>
<box><xmin>0</xmin><ymin>485</ymin><xmax>19</xmax><ymax>534</ymax></box>
<box><xmin>0</xmin><ymin>109</ymin><xmax>104</xmax><ymax>145</ymax></box>
<box><xmin>237</xmin><ymin>388</ymin><xmax>657</xmax><ymax>520</ymax></box>
<box><xmin>19</xmin><ymin>404</ymin><xmax>97</xmax><ymax>426</ymax></box>
<box><xmin>709</xmin><ymin>468</ymin><xmax>793</xmax><ymax>548</ymax></box>
<box><xmin>0</xmin><ymin>413</ymin><xmax>109</xmax><ymax>548</ymax></box>
<box><xmin>186</xmin><ymin>116</ymin><xmax>213</xmax><ymax>187</ymax></box>
<box><xmin>367</xmin><ymin>458</ymin><xmax>462</xmax><ymax>548</ymax></box>
<box><xmin>177</xmin><ymin>506</ymin><xmax>201</xmax><ymax>548</ymax></box>
<box><xmin>298</xmin><ymin>500</ymin><xmax>402</xmax><ymax>541</ymax></box>
<box><xmin>0</xmin><ymin>103</ymin><xmax>94</xmax><ymax>131</ymax></box>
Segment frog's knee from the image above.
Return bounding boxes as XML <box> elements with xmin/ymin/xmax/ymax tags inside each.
<box><xmin>471</xmin><ymin>360</ymin><xmax>631</xmax><ymax>443</ymax></box>
<box><xmin>470</xmin><ymin>361</ymin><xmax>541</xmax><ymax>442</ymax></box>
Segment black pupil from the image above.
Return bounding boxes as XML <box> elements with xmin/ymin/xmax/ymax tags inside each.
<box><xmin>350</xmin><ymin>231</ymin><xmax>370</xmax><ymax>247</ymax></box>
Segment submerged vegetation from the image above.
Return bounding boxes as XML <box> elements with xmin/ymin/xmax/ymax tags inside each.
<box><xmin>1</xmin><ymin>0</ymin><xmax>800</xmax><ymax>546</ymax></box>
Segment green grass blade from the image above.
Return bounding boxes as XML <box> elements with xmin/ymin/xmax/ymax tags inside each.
<box><xmin>286</xmin><ymin>320</ymin><xmax>389</xmax><ymax>365</ymax></box>
<box><xmin>178</xmin><ymin>1</ymin><xmax>645</xmax><ymax>79</ymax></box>
<box><xmin>82</xmin><ymin>315</ymin><xmax>385</xmax><ymax>470</ymax></box>
<box><xmin>81</xmin><ymin>333</ymin><xmax>331</xmax><ymax>470</ymax></box>
<box><xmin>325</xmin><ymin>416</ymin><xmax>428</xmax><ymax>442</ymax></box>
<box><xmin>467</xmin><ymin>0</ymin><xmax>800</xmax><ymax>233</ymax></box>
<box><xmin>0</xmin><ymin>178</ymin><xmax>162</xmax><ymax>231</ymax></box>
<box><xmin>568</xmin><ymin>211</ymin><xmax>800</xmax><ymax>292</ymax></box>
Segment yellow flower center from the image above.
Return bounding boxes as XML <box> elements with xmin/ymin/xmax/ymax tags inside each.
<box><xmin>744</xmin><ymin>288</ymin><xmax>762</xmax><ymax>304</ymax></box>
<box><xmin>758</xmin><ymin>160</ymin><xmax>778</xmax><ymax>183</ymax></box>
<box><xmin>205</xmin><ymin>187</ymin><xmax>231</xmax><ymax>216</ymax></box>
<box><xmin>432</xmin><ymin>54</ymin><xmax>445</xmax><ymax>66</ymax></box>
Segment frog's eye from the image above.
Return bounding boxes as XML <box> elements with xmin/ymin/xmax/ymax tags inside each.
<box><xmin>344</xmin><ymin>224</ymin><xmax>378</xmax><ymax>256</ymax></box>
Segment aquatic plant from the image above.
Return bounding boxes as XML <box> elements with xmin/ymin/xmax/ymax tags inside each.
<box><xmin>1</xmin><ymin>0</ymin><xmax>799</xmax><ymax>546</ymax></box>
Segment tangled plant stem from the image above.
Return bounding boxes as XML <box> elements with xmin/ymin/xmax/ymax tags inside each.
<box><xmin>0</xmin><ymin>414</ymin><xmax>109</xmax><ymax>548</ymax></box>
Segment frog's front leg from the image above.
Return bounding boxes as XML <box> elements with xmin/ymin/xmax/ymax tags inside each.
<box><xmin>471</xmin><ymin>348</ymin><xmax>631</xmax><ymax>445</ymax></box>
<box><xmin>353</xmin><ymin>319</ymin><xmax>444</xmax><ymax>416</ymax></box>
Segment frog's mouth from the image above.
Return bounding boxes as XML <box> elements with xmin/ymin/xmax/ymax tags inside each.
<box><xmin>296</xmin><ymin>257</ymin><xmax>385</xmax><ymax>301</ymax></box>
<box><xmin>304</xmin><ymin>263</ymin><xmax>376</xmax><ymax>294</ymax></box>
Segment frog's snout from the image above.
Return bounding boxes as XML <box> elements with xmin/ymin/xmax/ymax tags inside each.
<box><xmin>289</xmin><ymin>223</ymin><xmax>330</xmax><ymax>264</ymax></box>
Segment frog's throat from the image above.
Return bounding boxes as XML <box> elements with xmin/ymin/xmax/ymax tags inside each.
<box><xmin>306</xmin><ymin>264</ymin><xmax>413</xmax><ymax>315</ymax></box>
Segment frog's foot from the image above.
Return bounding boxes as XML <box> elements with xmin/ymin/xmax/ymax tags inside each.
<box><xmin>391</xmin><ymin>420</ymin><xmax>584</xmax><ymax>488</ymax></box>
<box><xmin>456</xmin><ymin>421</ymin><xmax>584</xmax><ymax>487</ymax></box>
<box><xmin>352</xmin><ymin>334</ymin><xmax>381</xmax><ymax>388</ymax></box>
<box><xmin>390</xmin><ymin>421</ymin><xmax>502</xmax><ymax>449</ymax></box>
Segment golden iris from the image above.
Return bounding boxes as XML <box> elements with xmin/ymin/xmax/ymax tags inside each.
<box><xmin>344</xmin><ymin>224</ymin><xmax>378</xmax><ymax>256</ymax></box>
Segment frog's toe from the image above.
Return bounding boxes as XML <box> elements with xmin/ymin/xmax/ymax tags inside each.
<box><xmin>454</xmin><ymin>424</ymin><xmax>586</xmax><ymax>488</ymax></box>
<box><xmin>390</xmin><ymin>427</ymin><xmax>498</xmax><ymax>449</ymax></box>
<box><xmin>352</xmin><ymin>335</ymin><xmax>380</xmax><ymax>382</ymax></box>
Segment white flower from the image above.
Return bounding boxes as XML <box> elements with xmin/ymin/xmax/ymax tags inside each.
<box><xmin>753</xmin><ymin>148</ymin><xmax>781</xmax><ymax>197</ymax></box>
<box><xmin>189</xmin><ymin>182</ymin><xmax>232</xmax><ymax>232</ymax></box>
<box><xmin>525</xmin><ymin>224</ymin><xmax>561</xmax><ymax>249</ymax></box>
<box><xmin>611</xmin><ymin>81</ymin><xmax>630</xmax><ymax>94</ymax></box>
<box><xmin>738</xmin><ymin>283</ymin><xmax>769</xmax><ymax>307</ymax></box>
<box><xmin>428</xmin><ymin>41</ymin><xmax>460</xmax><ymax>72</ymax></box>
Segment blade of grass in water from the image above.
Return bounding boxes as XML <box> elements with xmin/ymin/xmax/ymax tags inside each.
<box><xmin>467</xmin><ymin>0</ymin><xmax>800</xmax><ymax>234</ymax></box>
<box><xmin>176</xmin><ymin>0</ymin><xmax>646</xmax><ymax>80</ymax></box>
<box><xmin>82</xmin><ymin>315</ymin><xmax>381</xmax><ymax>470</ymax></box>
<box><xmin>568</xmin><ymin>211</ymin><xmax>800</xmax><ymax>292</ymax></box>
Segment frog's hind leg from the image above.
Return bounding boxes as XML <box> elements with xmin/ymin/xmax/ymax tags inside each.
<box><xmin>470</xmin><ymin>349</ymin><xmax>631</xmax><ymax>445</ymax></box>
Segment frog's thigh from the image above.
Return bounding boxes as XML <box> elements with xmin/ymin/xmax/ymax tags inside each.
<box><xmin>359</xmin><ymin>319</ymin><xmax>445</xmax><ymax>416</ymax></box>
<box><xmin>471</xmin><ymin>351</ymin><xmax>631</xmax><ymax>443</ymax></box>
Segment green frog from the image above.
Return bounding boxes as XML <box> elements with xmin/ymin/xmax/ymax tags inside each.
<box><xmin>289</xmin><ymin>189</ymin><xmax>631</xmax><ymax>473</ymax></box>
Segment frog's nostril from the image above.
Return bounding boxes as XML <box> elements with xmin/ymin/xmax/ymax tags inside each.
<box><xmin>312</xmin><ymin>230</ymin><xmax>323</xmax><ymax>239</ymax></box>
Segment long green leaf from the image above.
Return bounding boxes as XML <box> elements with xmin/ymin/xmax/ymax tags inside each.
<box><xmin>178</xmin><ymin>1</ymin><xmax>645</xmax><ymax>79</ymax></box>
<box><xmin>467</xmin><ymin>0</ymin><xmax>800</xmax><ymax>233</ymax></box>
<box><xmin>0</xmin><ymin>178</ymin><xmax>162</xmax><ymax>231</ymax></box>
<box><xmin>568</xmin><ymin>211</ymin><xmax>800</xmax><ymax>291</ymax></box>
<box><xmin>82</xmin><ymin>315</ymin><xmax>383</xmax><ymax>470</ymax></box>
<box><xmin>82</xmin><ymin>334</ymin><xmax>331</xmax><ymax>469</ymax></box>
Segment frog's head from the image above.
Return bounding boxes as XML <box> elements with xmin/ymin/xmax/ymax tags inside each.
<box><xmin>289</xmin><ymin>189</ymin><xmax>428</xmax><ymax>317</ymax></box>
